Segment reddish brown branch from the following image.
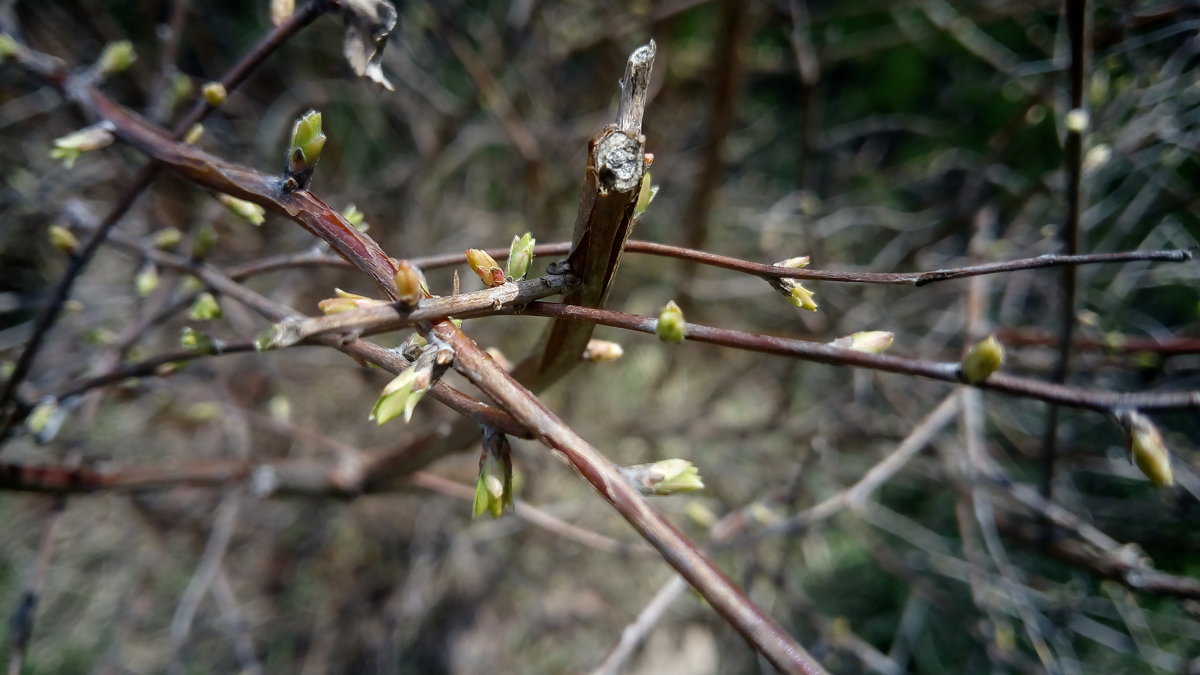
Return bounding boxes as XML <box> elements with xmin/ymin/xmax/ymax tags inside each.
<box><xmin>500</xmin><ymin>302</ymin><xmax>1200</xmax><ymax>412</ymax></box>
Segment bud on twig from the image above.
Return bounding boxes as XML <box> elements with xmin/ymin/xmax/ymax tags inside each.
<box><xmin>1119</xmin><ymin>410</ymin><xmax>1174</xmax><ymax>487</ymax></box>
<box><xmin>827</xmin><ymin>331</ymin><xmax>894</xmax><ymax>354</ymax></box>
<box><xmin>48</xmin><ymin>224</ymin><xmax>78</xmax><ymax>255</ymax></box>
<box><xmin>342</xmin><ymin>203</ymin><xmax>368</xmax><ymax>231</ymax></box>
<box><xmin>192</xmin><ymin>222</ymin><xmax>218</xmax><ymax>258</ymax></box>
<box><xmin>507</xmin><ymin>233</ymin><xmax>536</xmax><ymax>281</ymax></box>
<box><xmin>184</xmin><ymin>123</ymin><xmax>204</xmax><ymax>145</ymax></box>
<box><xmin>284</xmin><ymin>110</ymin><xmax>326</xmax><ymax>191</ymax></box>
<box><xmin>153</xmin><ymin>227</ymin><xmax>183</xmax><ymax>249</ymax></box>
<box><xmin>50</xmin><ymin>122</ymin><xmax>115</xmax><ymax>168</ymax></box>
<box><xmin>0</xmin><ymin>34</ymin><xmax>18</xmax><ymax>60</ymax></box>
<box><xmin>582</xmin><ymin>339</ymin><xmax>624</xmax><ymax>363</ymax></box>
<box><xmin>473</xmin><ymin>427</ymin><xmax>514</xmax><ymax>518</ymax></box>
<box><xmin>201</xmin><ymin>82</ymin><xmax>227</xmax><ymax>107</ymax></box>
<box><xmin>961</xmin><ymin>335</ymin><xmax>1004</xmax><ymax>384</ymax></box>
<box><xmin>394</xmin><ymin>260</ymin><xmax>427</xmax><ymax>306</ymax></box>
<box><xmin>135</xmin><ymin>263</ymin><xmax>159</xmax><ymax>297</ymax></box>
<box><xmin>270</xmin><ymin>0</ymin><xmax>295</xmax><ymax>25</ymax></box>
<box><xmin>655</xmin><ymin>300</ymin><xmax>686</xmax><ymax>343</ymax></box>
<box><xmin>96</xmin><ymin>40</ymin><xmax>135</xmax><ymax>77</ymax></box>
<box><xmin>317</xmin><ymin>288</ymin><xmax>388</xmax><ymax>315</ymax></box>
<box><xmin>634</xmin><ymin>170</ymin><xmax>659</xmax><ymax>217</ymax></box>
<box><xmin>217</xmin><ymin>194</ymin><xmax>265</xmax><ymax>225</ymax></box>
<box><xmin>768</xmin><ymin>256</ymin><xmax>818</xmax><ymax>311</ymax></box>
<box><xmin>180</xmin><ymin>327</ymin><xmax>215</xmax><ymax>353</ymax></box>
<box><xmin>620</xmin><ymin>459</ymin><xmax>705</xmax><ymax>496</ymax></box>
<box><xmin>369</xmin><ymin>342</ymin><xmax>453</xmax><ymax>425</ymax></box>
<box><xmin>466</xmin><ymin>248</ymin><xmax>505</xmax><ymax>287</ymax></box>
<box><xmin>188</xmin><ymin>292</ymin><xmax>222</xmax><ymax>320</ymax></box>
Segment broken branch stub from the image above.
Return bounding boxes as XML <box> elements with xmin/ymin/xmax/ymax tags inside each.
<box><xmin>514</xmin><ymin>41</ymin><xmax>656</xmax><ymax>390</ymax></box>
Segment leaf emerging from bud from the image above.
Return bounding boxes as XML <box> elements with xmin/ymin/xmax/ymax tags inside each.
<box><xmin>288</xmin><ymin>109</ymin><xmax>326</xmax><ymax>175</ymax></box>
<box><xmin>466</xmin><ymin>248</ymin><xmax>505</xmax><ymax>287</ymax></box>
<box><xmin>0</xmin><ymin>33</ymin><xmax>19</xmax><ymax>60</ymax></box>
<box><xmin>217</xmin><ymin>194</ymin><xmax>265</xmax><ymax>225</ymax></box>
<box><xmin>180</xmin><ymin>327</ymin><xmax>214</xmax><ymax>353</ymax></box>
<box><xmin>188</xmin><ymin>292</ymin><xmax>222</xmax><ymax>320</ymax></box>
<box><xmin>507</xmin><ymin>233</ymin><xmax>536</xmax><ymax>281</ymax></box>
<box><xmin>621</xmin><ymin>459</ymin><xmax>705</xmax><ymax>496</ymax></box>
<box><xmin>342</xmin><ymin>203</ymin><xmax>368</xmax><ymax>231</ymax></box>
<box><xmin>634</xmin><ymin>171</ymin><xmax>659</xmax><ymax>217</ymax></box>
<box><xmin>153</xmin><ymin>227</ymin><xmax>183</xmax><ymax>249</ymax></box>
<box><xmin>394</xmin><ymin>260</ymin><xmax>425</xmax><ymax>305</ymax></box>
<box><xmin>96</xmin><ymin>40</ymin><xmax>135</xmax><ymax>76</ymax></box>
<box><xmin>1122</xmin><ymin>411</ymin><xmax>1173</xmax><ymax>487</ymax></box>
<box><xmin>50</xmin><ymin>122</ymin><xmax>115</xmax><ymax>168</ymax></box>
<box><xmin>473</xmin><ymin>429</ymin><xmax>514</xmax><ymax>518</ymax></box>
<box><xmin>961</xmin><ymin>335</ymin><xmax>1004</xmax><ymax>384</ymax></box>
<box><xmin>656</xmin><ymin>300</ymin><xmax>686</xmax><ymax>343</ymax></box>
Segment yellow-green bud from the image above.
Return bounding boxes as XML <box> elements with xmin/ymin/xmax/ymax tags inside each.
<box><xmin>369</xmin><ymin>369</ymin><xmax>427</xmax><ymax>425</ymax></box>
<box><xmin>634</xmin><ymin>171</ymin><xmax>659</xmax><ymax>217</ymax></box>
<box><xmin>1124</xmin><ymin>411</ymin><xmax>1173</xmax><ymax>487</ymax></box>
<box><xmin>135</xmin><ymin>263</ymin><xmax>159</xmax><ymax>297</ymax></box>
<box><xmin>184</xmin><ymin>123</ymin><xmax>204</xmax><ymax>145</ymax></box>
<box><xmin>466</xmin><ymin>248</ymin><xmax>505</xmax><ymax>287</ymax></box>
<box><xmin>48</xmin><ymin>224</ymin><xmax>78</xmax><ymax>255</ymax></box>
<box><xmin>188</xmin><ymin>292</ymin><xmax>222</xmax><ymax>320</ymax></box>
<box><xmin>342</xmin><ymin>203</ymin><xmax>368</xmax><ymax>231</ymax></box>
<box><xmin>622</xmin><ymin>459</ymin><xmax>705</xmax><ymax>496</ymax></box>
<box><xmin>96</xmin><ymin>40</ymin><xmax>136</xmax><ymax>76</ymax></box>
<box><xmin>0</xmin><ymin>33</ymin><xmax>20</xmax><ymax>60</ymax></box>
<box><xmin>473</xmin><ymin>432</ymin><xmax>514</xmax><ymax>518</ymax></box>
<box><xmin>656</xmin><ymin>300</ymin><xmax>686</xmax><ymax>343</ymax></box>
<box><xmin>153</xmin><ymin>227</ymin><xmax>183</xmax><ymax>249</ymax></box>
<box><xmin>961</xmin><ymin>335</ymin><xmax>1004</xmax><ymax>384</ymax></box>
<box><xmin>506</xmin><ymin>232</ymin><xmax>535</xmax><ymax>281</ymax></box>
<box><xmin>202</xmin><ymin>82</ymin><xmax>227</xmax><ymax>106</ymax></box>
<box><xmin>180</xmin><ymin>327</ymin><xmax>214</xmax><ymax>353</ymax></box>
<box><xmin>394</xmin><ymin>261</ymin><xmax>426</xmax><ymax>305</ymax></box>
<box><xmin>770</xmin><ymin>257</ymin><xmax>817</xmax><ymax>311</ymax></box>
<box><xmin>317</xmin><ymin>288</ymin><xmax>387</xmax><ymax>315</ymax></box>
<box><xmin>192</xmin><ymin>222</ymin><xmax>218</xmax><ymax>258</ymax></box>
<box><xmin>50</xmin><ymin>123</ymin><xmax>115</xmax><ymax>168</ymax></box>
<box><xmin>287</xmin><ymin>109</ymin><xmax>326</xmax><ymax>176</ymax></box>
<box><xmin>217</xmin><ymin>194</ymin><xmax>265</xmax><ymax>225</ymax></box>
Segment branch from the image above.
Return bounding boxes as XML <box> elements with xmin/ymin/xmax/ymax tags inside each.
<box><xmin>501</xmin><ymin>302</ymin><xmax>1200</xmax><ymax>412</ymax></box>
<box><xmin>0</xmin><ymin>2</ymin><xmax>333</xmax><ymax>430</ymax></box>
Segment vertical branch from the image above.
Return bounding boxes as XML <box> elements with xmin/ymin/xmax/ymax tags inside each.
<box><xmin>513</xmin><ymin>42</ymin><xmax>655</xmax><ymax>390</ymax></box>
<box><xmin>1041</xmin><ymin>0</ymin><xmax>1090</xmax><ymax>506</ymax></box>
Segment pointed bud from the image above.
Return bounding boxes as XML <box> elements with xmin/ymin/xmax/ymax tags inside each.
<box><xmin>287</xmin><ymin>109</ymin><xmax>326</xmax><ymax>177</ymax></box>
<box><xmin>135</xmin><ymin>263</ymin><xmax>159</xmax><ymax>297</ymax></box>
<box><xmin>1123</xmin><ymin>411</ymin><xmax>1173</xmax><ymax>487</ymax></box>
<box><xmin>961</xmin><ymin>335</ymin><xmax>1004</xmax><ymax>384</ymax></box>
<box><xmin>342</xmin><ymin>203</ymin><xmax>368</xmax><ymax>231</ymax></box>
<box><xmin>466</xmin><ymin>248</ymin><xmax>505</xmax><ymax>287</ymax></box>
<box><xmin>192</xmin><ymin>222</ymin><xmax>218</xmax><ymax>258</ymax></box>
<box><xmin>582</xmin><ymin>339</ymin><xmax>624</xmax><ymax>362</ymax></box>
<box><xmin>473</xmin><ymin>430</ymin><xmax>514</xmax><ymax>518</ymax></box>
<box><xmin>0</xmin><ymin>33</ymin><xmax>18</xmax><ymax>60</ymax></box>
<box><xmin>50</xmin><ymin>122</ymin><xmax>115</xmax><ymax>168</ymax></box>
<box><xmin>507</xmin><ymin>233</ymin><xmax>536</xmax><ymax>281</ymax></box>
<box><xmin>48</xmin><ymin>224</ymin><xmax>78</xmax><ymax>255</ymax></box>
<box><xmin>655</xmin><ymin>300</ymin><xmax>686</xmax><ymax>343</ymax></box>
<box><xmin>394</xmin><ymin>260</ymin><xmax>425</xmax><ymax>305</ymax></box>
<box><xmin>188</xmin><ymin>292</ymin><xmax>222</xmax><ymax>320</ymax></box>
<box><xmin>828</xmin><ymin>331</ymin><xmax>894</xmax><ymax>354</ymax></box>
<box><xmin>776</xmin><ymin>256</ymin><xmax>811</xmax><ymax>269</ymax></box>
<box><xmin>217</xmin><ymin>194</ymin><xmax>265</xmax><ymax>225</ymax></box>
<box><xmin>621</xmin><ymin>459</ymin><xmax>705</xmax><ymax>496</ymax></box>
<box><xmin>183</xmin><ymin>123</ymin><xmax>204</xmax><ymax>145</ymax></box>
<box><xmin>153</xmin><ymin>227</ymin><xmax>183</xmax><ymax>249</ymax></box>
<box><xmin>634</xmin><ymin>171</ymin><xmax>659</xmax><ymax>217</ymax></box>
<box><xmin>96</xmin><ymin>40</ymin><xmax>135</xmax><ymax>76</ymax></box>
<box><xmin>254</xmin><ymin>318</ymin><xmax>302</xmax><ymax>351</ymax></box>
<box><xmin>180</xmin><ymin>326</ymin><xmax>214</xmax><ymax>353</ymax></box>
<box><xmin>26</xmin><ymin>397</ymin><xmax>66</xmax><ymax>443</ymax></box>
<box><xmin>201</xmin><ymin>82</ymin><xmax>227</xmax><ymax>107</ymax></box>
<box><xmin>317</xmin><ymin>288</ymin><xmax>388</xmax><ymax>315</ymax></box>
<box><xmin>370</xmin><ymin>369</ymin><xmax>424</xmax><ymax>425</ymax></box>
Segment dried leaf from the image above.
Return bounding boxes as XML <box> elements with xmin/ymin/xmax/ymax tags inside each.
<box><xmin>340</xmin><ymin>0</ymin><xmax>397</xmax><ymax>91</ymax></box>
